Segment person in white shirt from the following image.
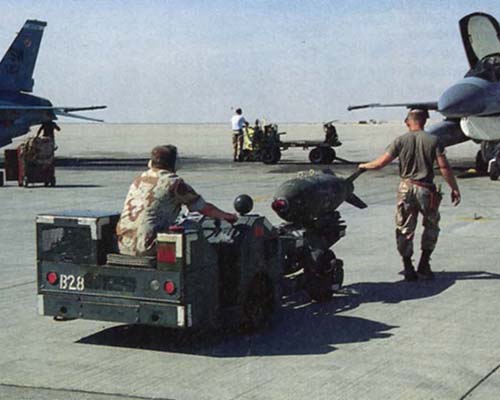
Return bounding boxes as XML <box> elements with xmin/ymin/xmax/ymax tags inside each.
<box><xmin>230</xmin><ymin>108</ymin><xmax>247</xmax><ymax>161</ymax></box>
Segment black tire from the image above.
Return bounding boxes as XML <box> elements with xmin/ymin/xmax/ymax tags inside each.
<box><xmin>490</xmin><ymin>162</ymin><xmax>499</xmax><ymax>181</ymax></box>
<box><xmin>262</xmin><ymin>147</ymin><xmax>280</xmax><ymax>164</ymax></box>
<box><xmin>309</xmin><ymin>147</ymin><xmax>325</xmax><ymax>164</ymax></box>
<box><xmin>324</xmin><ymin>147</ymin><xmax>336</xmax><ymax>164</ymax></box>
<box><xmin>240</xmin><ymin>276</ymin><xmax>274</xmax><ymax>333</ymax></box>
<box><xmin>240</xmin><ymin>150</ymin><xmax>252</xmax><ymax>162</ymax></box>
<box><xmin>476</xmin><ymin>150</ymin><xmax>488</xmax><ymax>174</ymax></box>
<box><xmin>49</xmin><ymin>176</ymin><xmax>56</xmax><ymax>187</ymax></box>
<box><xmin>23</xmin><ymin>176</ymin><xmax>29</xmax><ymax>188</ymax></box>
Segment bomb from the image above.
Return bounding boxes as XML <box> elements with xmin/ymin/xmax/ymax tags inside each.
<box><xmin>272</xmin><ymin>169</ymin><xmax>366</xmax><ymax>226</ymax></box>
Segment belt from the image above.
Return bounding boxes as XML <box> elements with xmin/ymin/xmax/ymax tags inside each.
<box><xmin>404</xmin><ymin>179</ymin><xmax>441</xmax><ymax>210</ymax></box>
<box><xmin>405</xmin><ymin>179</ymin><xmax>436</xmax><ymax>191</ymax></box>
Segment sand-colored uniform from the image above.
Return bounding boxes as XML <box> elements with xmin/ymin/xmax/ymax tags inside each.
<box><xmin>116</xmin><ymin>169</ymin><xmax>206</xmax><ymax>256</ymax></box>
<box><xmin>386</xmin><ymin>130</ymin><xmax>444</xmax><ymax>258</ymax></box>
<box><xmin>21</xmin><ymin>136</ymin><xmax>56</xmax><ymax>166</ymax></box>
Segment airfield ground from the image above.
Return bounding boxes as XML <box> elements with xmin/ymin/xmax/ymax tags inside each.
<box><xmin>0</xmin><ymin>123</ymin><xmax>499</xmax><ymax>399</ymax></box>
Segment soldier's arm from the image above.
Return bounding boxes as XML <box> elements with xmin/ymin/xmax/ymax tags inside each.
<box><xmin>359</xmin><ymin>152</ymin><xmax>394</xmax><ymax>170</ymax></box>
<box><xmin>436</xmin><ymin>152</ymin><xmax>461</xmax><ymax>206</ymax></box>
<box><xmin>200</xmin><ymin>203</ymin><xmax>237</xmax><ymax>224</ymax></box>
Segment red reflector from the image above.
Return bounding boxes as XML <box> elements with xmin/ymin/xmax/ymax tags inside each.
<box><xmin>253</xmin><ymin>225</ymin><xmax>265</xmax><ymax>237</ymax></box>
<box><xmin>46</xmin><ymin>271</ymin><xmax>59</xmax><ymax>285</ymax></box>
<box><xmin>157</xmin><ymin>243</ymin><xmax>177</xmax><ymax>264</ymax></box>
<box><xmin>164</xmin><ymin>280</ymin><xmax>176</xmax><ymax>295</ymax></box>
<box><xmin>272</xmin><ymin>199</ymin><xmax>288</xmax><ymax>212</ymax></box>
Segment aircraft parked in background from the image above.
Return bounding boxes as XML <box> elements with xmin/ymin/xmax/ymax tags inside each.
<box><xmin>348</xmin><ymin>12</ymin><xmax>500</xmax><ymax>168</ymax></box>
<box><xmin>0</xmin><ymin>20</ymin><xmax>106</xmax><ymax>147</ymax></box>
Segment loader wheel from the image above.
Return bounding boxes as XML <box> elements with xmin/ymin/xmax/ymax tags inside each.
<box><xmin>309</xmin><ymin>147</ymin><xmax>325</xmax><ymax>164</ymax></box>
<box><xmin>262</xmin><ymin>147</ymin><xmax>280</xmax><ymax>164</ymax></box>
<box><xmin>240</xmin><ymin>275</ymin><xmax>274</xmax><ymax>333</ymax></box>
<box><xmin>240</xmin><ymin>150</ymin><xmax>252</xmax><ymax>162</ymax></box>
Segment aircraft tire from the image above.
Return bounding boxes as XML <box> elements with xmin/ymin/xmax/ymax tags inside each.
<box><xmin>476</xmin><ymin>150</ymin><xmax>488</xmax><ymax>174</ymax></box>
<box><xmin>490</xmin><ymin>162</ymin><xmax>500</xmax><ymax>181</ymax></box>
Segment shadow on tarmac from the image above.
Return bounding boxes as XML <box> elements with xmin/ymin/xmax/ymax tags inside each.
<box><xmin>77</xmin><ymin>270</ymin><xmax>500</xmax><ymax>357</ymax></box>
<box><xmin>77</xmin><ymin>304</ymin><xmax>395</xmax><ymax>357</ymax></box>
<box><xmin>321</xmin><ymin>270</ymin><xmax>500</xmax><ymax>313</ymax></box>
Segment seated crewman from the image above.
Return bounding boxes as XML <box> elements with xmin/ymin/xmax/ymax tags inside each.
<box><xmin>116</xmin><ymin>145</ymin><xmax>237</xmax><ymax>256</ymax></box>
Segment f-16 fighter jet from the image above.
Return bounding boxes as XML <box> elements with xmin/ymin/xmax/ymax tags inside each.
<box><xmin>0</xmin><ymin>20</ymin><xmax>106</xmax><ymax>148</ymax></box>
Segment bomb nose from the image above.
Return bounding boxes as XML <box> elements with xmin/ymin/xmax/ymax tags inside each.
<box><xmin>271</xmin><ymin>198</ymin><xmax>289</xmax><ymax>214</ymax></box>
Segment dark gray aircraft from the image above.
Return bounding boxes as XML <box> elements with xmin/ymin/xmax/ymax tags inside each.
<box><xmin>0</xmin><ymin>20</ymin><xmax>106</xmax><ymax>147</ymax></box>
<box><xmin>348</xmin><ymin>12</ymin><xmax>500</xmax><ymax>153</ymax></box>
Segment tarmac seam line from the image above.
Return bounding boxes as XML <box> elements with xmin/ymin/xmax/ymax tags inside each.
<box><xmin>0</xmin><ymin>280</ymin><xmax>35</xmax><ymax>291</ymax></box>
<box><xmin>0</xmin><ymin>383</ymin><xmax>176</xmax><ymax>400</ymax></box>
<box><xmin>459</xmin><ymin>362</ymin><xmax>500</xmax><ymax>399</ymax></box>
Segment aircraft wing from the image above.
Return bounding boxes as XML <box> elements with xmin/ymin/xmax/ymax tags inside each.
<box><xmin>0</xmin><ymin>105</ymin><xmax>106</xmax><ymax>121</ymax></box>
<box><xmin>347</xmin><ymin>102</ymin><xmax>438</xmax><ymax>111</ymax></box>
<box><xmin>54</xmin><ymin>110</ymin><xmax>104</xmax><ymax>122</ymax></box>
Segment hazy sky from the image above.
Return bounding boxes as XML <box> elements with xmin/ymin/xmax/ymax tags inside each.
<box><xmin>1</xmin><ymin>0</ymin><xmax>500</xmax><ymax>123</ymax></box>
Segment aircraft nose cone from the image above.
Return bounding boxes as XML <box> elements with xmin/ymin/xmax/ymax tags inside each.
<box><xmin>438</xmin><ymin>83</ymin><xmax>486</xmax><ymax>117</ymax></box>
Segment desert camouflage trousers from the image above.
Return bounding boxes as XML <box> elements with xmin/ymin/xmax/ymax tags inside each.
<box><xmin>395</xmin><ymin>180</ymin><xmax>442</xmax><ymax>258</ymax></box>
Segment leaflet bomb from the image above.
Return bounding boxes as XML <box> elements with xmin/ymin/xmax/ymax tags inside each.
<box><xmin>271</xmin><ymin>169</ymin><xmax>367</xmax><ymax>226</ymax></box>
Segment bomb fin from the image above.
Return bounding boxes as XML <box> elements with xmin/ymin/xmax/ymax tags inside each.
<box><xmin>346</xmin><ymin>193</ymin><xmax>368</xmax><ymax>209</ymax></box>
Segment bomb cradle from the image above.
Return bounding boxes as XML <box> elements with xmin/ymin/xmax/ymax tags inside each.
<box><xmin>272</xmin><ymin>169</ymin><xmax>366</xmax><ymax>301</ymax></box>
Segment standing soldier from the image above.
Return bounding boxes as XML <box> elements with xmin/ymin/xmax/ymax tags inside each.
<box><xmin>116</xmin><ymin>145</ymin><xmax>237</xmax><ymax>256</ymax></box>
<box><xmin>231</xmin><ymin>108</ymin><xmax>247</xmax><ymax>161</ymax></box>
<box><xmin>359</xmin><ymin>109</ymin><xmax>461</xmax><ymax>281</ymax></box>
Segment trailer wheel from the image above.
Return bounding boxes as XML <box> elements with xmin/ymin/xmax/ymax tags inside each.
<box><xmin>262</xmin><ymin>147</ymin><xmax>280</xmax><ymax>164</ymax></box>
<box><xmin>324</xmin><ymin>147</ymin><xmax>336</xmax><ymax>164</ymax></box>
<box><xmin>240</xmin><ymin>275</ymin><xmax>274</xmax><ymax>332</ymax></box>
<box><xmin>309</xmin><ymin>147</ymin><xmax>325</xmax><ymax>164</ymax></box>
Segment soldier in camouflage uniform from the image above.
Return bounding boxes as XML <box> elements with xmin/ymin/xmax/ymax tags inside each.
<box><xmin>359</xmin><ymin>109</ymin><xmax>461</xmax><ymax>281</ymax></box>
<box><xmin>117</xmin><ymin>145</ymin><xmax>237</xmax><ymax>256</ymax></box>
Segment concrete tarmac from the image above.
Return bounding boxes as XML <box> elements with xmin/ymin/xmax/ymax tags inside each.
<box><xmin>1</xmin><ymin>123</ymin><xmax>499</xmax><ymax>399</ymax></box>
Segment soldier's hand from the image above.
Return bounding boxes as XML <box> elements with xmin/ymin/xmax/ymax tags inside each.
<box><xmin>451</xmin><ymin>190</ymin><xmax>461</xmax><ymax>206</ymax></box>
<box><xmin>224</xmin><ymin>213</ymin><xmax>238</xmax><ymax>224</ymax></box>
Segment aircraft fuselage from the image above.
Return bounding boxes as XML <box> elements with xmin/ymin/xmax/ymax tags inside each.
<box><xmin>0</xmin><ymin>91</ymin><xmax>54</xmax><ymax>146</ymax></box>
<box><xmin>438</xmin><ymin>77</ymin><xmax>500</xmax><ymax>118</ymax></box>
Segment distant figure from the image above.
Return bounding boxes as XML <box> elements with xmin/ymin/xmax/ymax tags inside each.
<box><xmin>323</xmin><ymin>122</ymin><xmax>341</xmax><ymax>146</ymax></box>
<box><xmin>359</xmin><ymin>109</ymin><xmax>460</xmax><ymax>281</ymax></box>
<box><xmin>37</xmin><ymin>120</ymin><xmax>60</xmax><ymax>140</ymax></box>
<box><xmin>231</xmin><ymin>108</ymin><xmax>247</xmax><ymax>161</ymax></box>
<box><xmin>34</xmin><ymin>121</ymin><xmax>59</xmax><ymax>165</ymax></box>
<box><xmin>116</xmin><ymin>145</ymin><xmax>237</xmax><ymax>256</ymax></box>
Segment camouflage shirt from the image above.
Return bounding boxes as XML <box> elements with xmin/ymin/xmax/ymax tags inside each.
<box><xmin>116</xmin><ymin>168</ymin><xmax>206</xmax><ymax>256</ymax></box>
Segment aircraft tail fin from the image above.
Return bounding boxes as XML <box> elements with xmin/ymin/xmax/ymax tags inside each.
<box><xmin>0</xmin><ymin>19</ymin><xmax>46</xmax><ymax>92</ymax></box>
